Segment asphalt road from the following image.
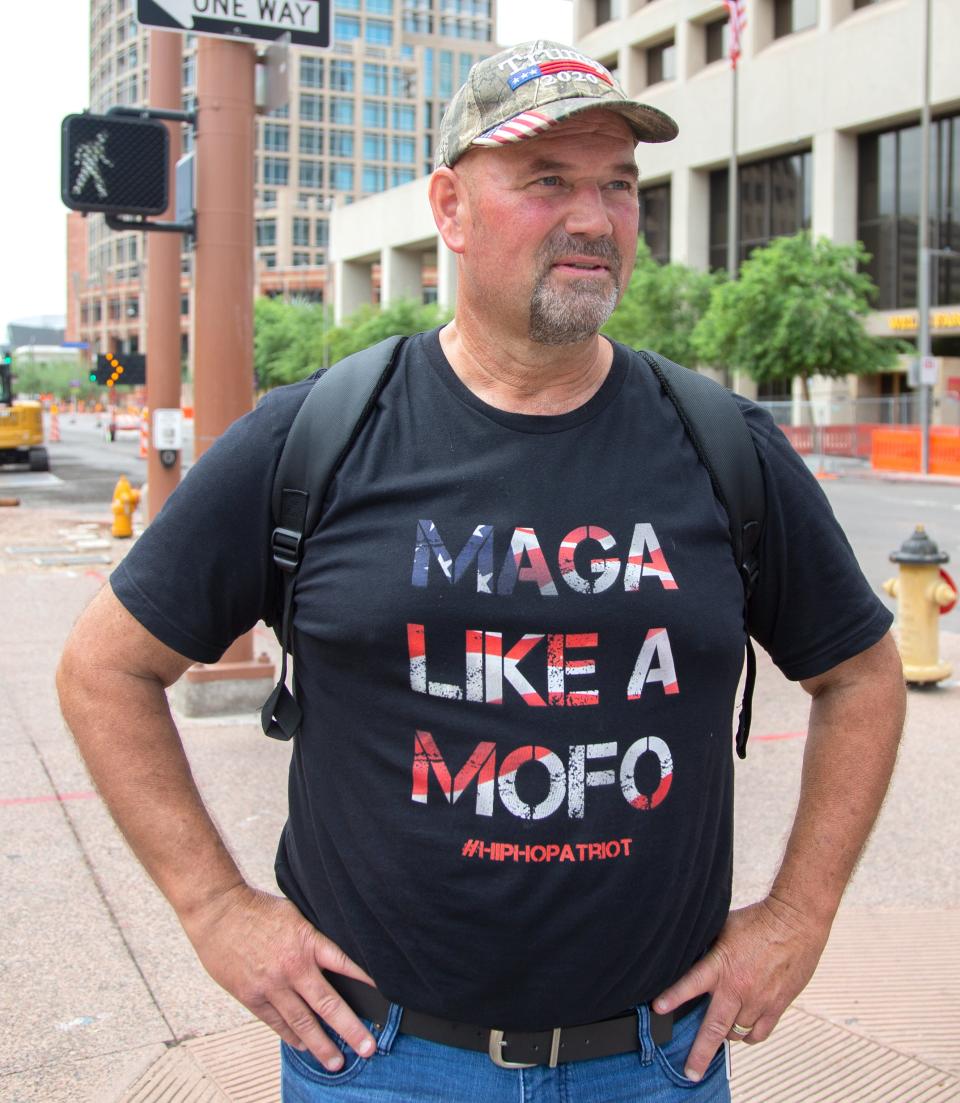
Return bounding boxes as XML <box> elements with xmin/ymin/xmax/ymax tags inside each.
<box><xmin>0</xmin><ymin>412</ymin><xmax>193</xmax><ymax>509</ymax></box>
<box><xmin>3</xmin><ymin>414</ymin><xmax>957</xmax><ymax>629</ymax></box>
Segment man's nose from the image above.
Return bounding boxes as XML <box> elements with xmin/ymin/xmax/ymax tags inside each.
<box><xmin>563</xmin><ymin>185</ymin><xmax>615</xmax><ymax>238</ymax></box>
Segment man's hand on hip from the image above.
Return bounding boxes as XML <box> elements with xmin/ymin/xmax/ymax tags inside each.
<box><xmin>182</xmin><ymin>883</ymin><xmax>379</xmax><ymax>1071</ymax></box>
<box><xmin>653</xmin><ymin>895</ymin><xmax>829</xmax><ymax>1082</ymax></box>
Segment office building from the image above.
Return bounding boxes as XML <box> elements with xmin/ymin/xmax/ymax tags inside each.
<box><xmin>67</xmin><ymin>0</ymin><xmax>499</xmax><ymax>365</ymax></box>
<box><xmin>332</xmin><ymin>0</ymin><xmax>960</xmax><ymax>416</ymax></box>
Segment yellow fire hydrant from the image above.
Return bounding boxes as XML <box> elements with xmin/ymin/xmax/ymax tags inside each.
<box><xmin>883</xmin><ymin>524</ymin><xmax>957</xmax><ymax>686</ymax></box>
<box><xmin>111</xmin><ymin>474</ymin><xmax>141</xmax><ymax>539</ymax></box>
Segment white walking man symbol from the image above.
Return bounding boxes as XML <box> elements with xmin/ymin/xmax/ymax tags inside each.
<box><xmin>72</xmin><ymin>131</ymin><xmax>114</xmax><ymax>199</ymax></box>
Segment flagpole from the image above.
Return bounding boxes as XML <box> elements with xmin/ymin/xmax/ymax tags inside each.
<box><xmin>727</xmin><ymin>60</ymin><xmax>738</xmax><ymax>281</ymax></box>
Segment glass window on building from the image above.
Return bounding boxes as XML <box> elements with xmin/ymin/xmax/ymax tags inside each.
<box><xmin>330</xmin><ymin>163</ymin><xmax>355</xmax><ymax>192</ymax></box>
<box><xmin>423</xmin><ymin>133</ymin><xmax>433</xmax><ymax>159</ymax></box>
<box><xmin>300</xmin><ymin>56</ymin><xmax>324</xmax><ymax>88</ymax></box>
<box><xmin>183</xmin><ymin>56</ymin><xmax>196</xmax><ymax>87</ymax></box>
<box><xmin>595</xmin><ymin>0</ymin><xmax>621</xmax><ymax>26</ymax></box>
<box><xmin>393</xmin><ymin>67</ymin><xmax>415</xmax><ymax>98</ymax></box>
<box><xmin>300</xmin><ymin>93</ymin><xmax>323</xmax><ymax>121</ymax></box>
<box><xmin>364</xmin><ymin>63</ymin><xmax>389</xmax><ymax>95</ymax></box>
<box><xmin>392</xmin><ymin>168</ymin><xmax>417</xmax><ymax>187</ymax></box>
<box><xmin>647</xmin><ymin>40</ymin><xmax>676</xmax><ymax>85</ymax></box>
<box><xmin>263</xmin><ymin>123</ymin><xmax>289</xmax><ymax>152</ymax></box>
<box><xmin>330</xmin><ymin>59</ymin><xmax>355</xmax><ymax>91</ymax></box>
<box><xmin>293</xmin><ymin>217</ymin><xmax>311</xmax><ymax>246</ymax></box>
<box><xmin>329</xmin><ymin>129</ymin><xmax>355</xmax><ymax>157</ymax></box>
<box><xmin>335</xmin><ymin>14</ymin><xmax>361</xmax><ymax>40</ymax></box>
<box><xmin>709</xmin><ymin>151</ymin><xmax>812</xmax><ymax>271</ymax></box>
<box><xmin>393</xmin><ymin>104</ymin><xmax>416</xmax><ymax>131</ymax></box>
<box><xmin>364</xmin><ymin>133</ymin><xmax>387</xmax><ymax>160</ymax></box>
<box><xmin>773</xmin><ymin>0</ymin><xmax>818</xmax><ymax>38</ymax></box>
<box><xmin>424</xmin><ymin>48</ymin><xmax>434</xmax><ymax>96</ymax></box>
<box><xmin>439</xmin><ymin>50</ymin><xmax>454</xmax><ymax>98</ymax></box>
<box><xmin>639</xmin><ymin>184</ymin><xmax>671</xmax><ymax>263</ymax></box>
<box><xmin>293</xmin><ymin>252</ymin><xmax>311</xmax><ymax>267</ymax></box>
<box><xmin>392</xmin><ymin>136</ymin><xmax>416</xmax><ymax>164</ymax></box>
<box><xmin>336</xmin><ymin>0</ymin><xmax>360</xmax><ymax>8</ymax></box>
<box><xmin>299</xmin><ymin>160</ymin><xmax>324</xmax><ymax>189</ymax></box>
<box><xmin>367</xmin><ymin>0</ymin><xmax>393</xmax><ymax>11</ymax></box>
<box><xmin>261</xmin><ymin>253</ymin><xmax>277</xmax><ymax>269</ymax></box>
<box><xmin>706</xmin><ymin>16</ymin><xmax>730</xmax><ymax>64</ymax></box>
<box><xmin>300</xmin><ymin>126</ymin><xmax>324</xmax><ymax>155</ymax></box>
<box><xmin>180</xmin><ymin>296</ymin><xmax>189</xmax><ymax>316</ymax></box>
<box><xmin>858</xmin><ymin>114</ymin><xmax>960</xmax><ymax>310</ymax></box>
<box><xmin>316</xmin><ymin>220</ymin><xmax>330</xmax><ymax>247</ymax></box>
<box><xmin>330</xmin><ymin>97</ymin><xmax>354</xmax><ymax>125</ymax></box>
<box><xmin>256</xmin><ymin>219</ymin><xmax>277</xmax><ymax>247</ymax></box>
<box><xmin>363</xmin><ymin>165</ymin><xmax>388</xmax><ymax>193</ymax></box>
<box><xmin>263</xmin><ymin>157</ymin><xmax>289</xmax><ymax>186</ymax></box>
<box><xmin>363</xmin><ymin>100</ymin><xmax>387</xmax><ymax>128</ymax></box>
<box><xmin>366</xmin><ymin>19</ymin><xmax>393</xmax><ymax>45</ymax></box>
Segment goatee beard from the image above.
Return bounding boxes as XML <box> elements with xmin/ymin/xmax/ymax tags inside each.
<box><xmin>529</xmin><ymin>233</ymin><xmax>622</xmax><ymax>346</ymax></box>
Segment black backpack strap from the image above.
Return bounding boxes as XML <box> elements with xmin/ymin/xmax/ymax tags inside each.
<box><xmin>637</xmin><ymin>350</ymin><xmax>765</xmax><ymax>759</ymax></box>
<box><xmin>261</xmin><ymin>334</ymin><xmax>407</xmax><ymax>741</ymax></box>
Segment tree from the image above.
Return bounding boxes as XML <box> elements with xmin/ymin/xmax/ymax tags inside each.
<box><xmin>602</xmin><ymin>239</ymin><xmax>722</xmax><ymax>366</ymax></box>
<box><xmin>254</xmin><ymin>297</ymin><xmax>452</xmax><ymax>390</ymax></box>
<box><xmin>691</xmin><ymin>233</ymin><xmax>900</xmax><ymax>401</ymax></box>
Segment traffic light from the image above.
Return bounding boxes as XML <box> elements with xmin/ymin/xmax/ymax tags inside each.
<box><xmin>61</xmin><ymin>113</ymin><xmax>169</xmax><ymax>216</ymax></box>
<box><xmin>94</xmin><ymin>353</ymin><xmax>146</xmax><ymax>386</ymax></box>
<box><xmin>1</xmin><ymin>352</ymin><xmax>11</xmax><ymax>368</ymax></box>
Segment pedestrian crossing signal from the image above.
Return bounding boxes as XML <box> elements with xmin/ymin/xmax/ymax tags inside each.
<box><xmin>95</xmin><ymin>353</ymin><xmax>146</xmax><ymax>386</ymax></box>
<box><xmin>61</xmin><ymin>114</ymin><xmax>169</xmax><ymax>216</ymax></box>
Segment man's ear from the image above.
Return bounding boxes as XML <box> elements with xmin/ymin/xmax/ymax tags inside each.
<box><xmin>428</xmin><ymin>167</ymin><xmax>467</xmax><ymax>255</ymax></box>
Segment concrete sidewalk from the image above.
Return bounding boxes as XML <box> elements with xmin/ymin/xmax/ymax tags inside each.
<box><xmin>2</xmin><ymin>507</ymin><xmax>958</xmax><ymax>1103</ymax></box>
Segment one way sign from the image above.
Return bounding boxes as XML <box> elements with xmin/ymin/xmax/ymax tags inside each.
<box><xmin>137</xmin><ymin>0</ymin><xmax>330</xmax><ymax>48</ymax></box>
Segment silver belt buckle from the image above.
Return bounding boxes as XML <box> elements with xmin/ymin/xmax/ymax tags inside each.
<box><xmin>488</xmin><ymin>1027</ymin><xmax>562</xmax><ymax>1069</ymax></box>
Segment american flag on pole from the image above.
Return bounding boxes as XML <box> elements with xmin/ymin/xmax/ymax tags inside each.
<box><xmin>723</xmin><ymin>0</ymin><xmax>747</xmax><ymax>68</ymax></box>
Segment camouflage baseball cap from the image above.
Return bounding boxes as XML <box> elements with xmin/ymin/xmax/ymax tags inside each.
<box><xmin>435</xmin><ymin>40</ymin><xmax>679</xmax><ymax>168</ymax></box>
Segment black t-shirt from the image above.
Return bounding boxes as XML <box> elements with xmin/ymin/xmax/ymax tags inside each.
<box><xmin>112</xmin><ymin>330</ymin><xmax>892</xmax><ymax>1030</ymax></box>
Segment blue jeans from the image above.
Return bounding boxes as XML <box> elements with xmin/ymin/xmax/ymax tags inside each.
<box><xmin>280</xmin><ymin>1000</ymin><xmax>730</xmax><ymax>1102</ymax></box>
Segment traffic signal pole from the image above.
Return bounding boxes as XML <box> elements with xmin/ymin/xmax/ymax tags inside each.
<box><xmin>145</xmin><ymin>29</ymin><xmax>183</xmax><ymax>519</ymax></box>
<box><xmin>177</xmin><ymin>35</ymin><xmax>275</xmax><ymax>713</ymax></box>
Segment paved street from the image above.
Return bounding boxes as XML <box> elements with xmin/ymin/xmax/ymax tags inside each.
<box><xmin>1</xmin><ymin>457</ymin><xmax>958</xmax><ymax>1102</ymax></box>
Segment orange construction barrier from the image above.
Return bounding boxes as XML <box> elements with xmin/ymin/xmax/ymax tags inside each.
<box><xmin>49</xmin><ymin>404</ymin><xmax>61</xmax><ymax>443</ymax></box>
<box><xmin>872</xmin><ymin>426</ymin><xmax>960</xmax><ymax>475</ymax></box>
<box><xmin>139</xmin><ymin>407</ymin><xmax>149</xmax><ymax>459</ymax></box>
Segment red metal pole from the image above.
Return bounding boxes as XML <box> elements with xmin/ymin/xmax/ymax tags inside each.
<box><xmin>189</xmin><ymin>37</ymin><xmax>271</xmax><ymax>683</ymax></box>
<box><xmin>145</xmin><ymin>29</ymin><xmax>183</xmax><ymax>521</ymax></box>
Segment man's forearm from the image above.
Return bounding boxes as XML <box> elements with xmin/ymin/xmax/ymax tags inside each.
<box><xmin>771</xmin><ymin>632</ymin><xmax>905</xmax><ymax>927</ymax></box>
<box><xmin>57</xmin><ymin>619</ymin><xmax>245</xmax><ymax>922</ymax></box>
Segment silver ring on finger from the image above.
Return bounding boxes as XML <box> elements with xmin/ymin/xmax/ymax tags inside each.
<box><xmin>730</xmin><ymin>1022</ymin><xmax>753</xmax><ymax>1037</ymax></box>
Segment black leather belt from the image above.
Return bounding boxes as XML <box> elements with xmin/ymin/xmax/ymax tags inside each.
<box><xmin>328</xmin><ymin>974</ymin><xmax>705</xmax><ymax>1069</ymax></box>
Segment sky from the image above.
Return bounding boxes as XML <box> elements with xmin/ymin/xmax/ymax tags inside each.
<box><xmin>0</xmin><ymin>0</ymin><xmax>573</xmax><ymax>343</ymax></box>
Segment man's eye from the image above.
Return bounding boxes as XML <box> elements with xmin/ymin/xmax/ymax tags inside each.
<box><xmin>538</xmin><ymin>176</ymin><xmax>562</xmax><ymax>187</ymax></box>
<box><xmin>608</xmin><ymin>179</ymin><xmax>635</xmax><ymax>191</ymax></box>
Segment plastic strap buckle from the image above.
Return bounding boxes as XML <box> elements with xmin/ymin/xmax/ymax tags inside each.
<box><xmin>271</xmin><ymin>526</ymin><xmax>303</xmax><ymax>573</ymax></box>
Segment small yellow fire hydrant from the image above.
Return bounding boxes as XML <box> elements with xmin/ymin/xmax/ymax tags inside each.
<box><xmin>883</xmin><ymin>524</ymin><xmax>957</xmax><ymax>686</ymax></box>
<box><xmin>111</xmin><ymin>474</ymin><xmax>141</xmax><ymax>539</ymax></box>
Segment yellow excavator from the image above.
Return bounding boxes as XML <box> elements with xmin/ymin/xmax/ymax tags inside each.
<box><xmin>0</xmin><ymin>354</ymin><xmax>50</xmax><ymax>471</ymax></box>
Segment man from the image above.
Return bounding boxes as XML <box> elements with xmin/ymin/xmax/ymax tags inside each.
<box><xmin>58</xmin><ymin>40</ymin><xmax>904</xmax><ymax>1102</ymax></box>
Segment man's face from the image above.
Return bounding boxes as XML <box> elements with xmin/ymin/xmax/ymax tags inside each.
<box><xmin>454</xmin><ymin>110</ymin><xmax>640</xmax><ymax>346</ymax></box>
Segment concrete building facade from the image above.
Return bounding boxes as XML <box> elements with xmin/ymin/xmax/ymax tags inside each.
<box><xmin>68</xmin><ymin>0</ymin><xmax>499</xmax><ymax>364</ymax></box>
<box><xmin>331</xmin><ymin>0</ymin><xmax>960</xmax><ymax>418</ymax></box>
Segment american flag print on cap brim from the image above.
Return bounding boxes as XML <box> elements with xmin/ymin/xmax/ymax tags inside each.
<box><xmin>473</xmin><ymin>111</ymin><xmax>558</xmax><ymax>148</ymax></box>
